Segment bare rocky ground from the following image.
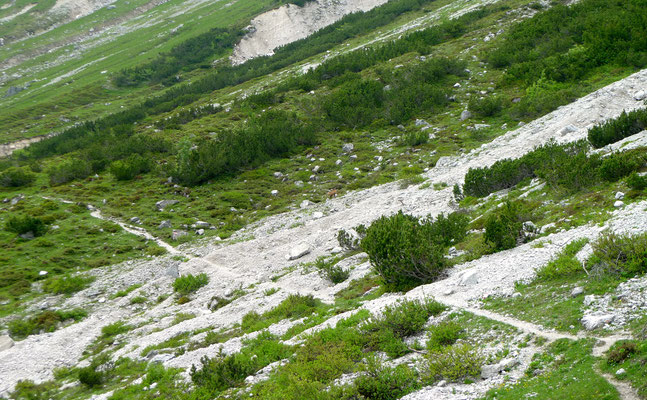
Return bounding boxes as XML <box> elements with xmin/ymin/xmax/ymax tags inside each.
<box><xmin>0</xmin><ymin>61</ymin><xmax>646</xmax><ymax>398</ymax></box>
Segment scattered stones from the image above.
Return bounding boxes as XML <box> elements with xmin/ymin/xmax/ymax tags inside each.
<box><xmin>300</xmin><ymin>200</ymin><xmax>311</xmax><ymax>208</ymax></box>
<box><xmin>196</xmin><ymin>229</ymin><xmax>205</xmax><ymax>236</ymax></box>
<box><xmin>155</xmin><ymin>200</ymin><xmax>179</xmax><ymax>211</ymax></box>
<box><xmin>129</xmin><ymin>217</ymin><xmax>141</xmax><ymax>225</ymax></box>
<box><xmin>270</xmin><ymin>190</ymin><xmax>279</xmax><ymax>196</ymax></box>
<box><xmin>335</xmin><ymin>159</ymin><xmax>342</xmax><ymax>166</ymax></box>
<box><xmin>273</xmin><ymin>172</ymin><xmax>283</xmax><ymax>179</ymax></box>
<box><xmin>0</xmin><ymin>336</ymin><xmax>14</xmax><ymax>352</ymax></box>
<box><xmin>286</xmin><ymin>243</ymin><xmax>310</xmax><ymax>260</ymax></box>
<box><xmin>571</xmin><ymin>287</ymin><xmax>584</xmax><ymax>297</ymax></box>
<box><xmin>616</xmin><ymin>368</ymin><xmax>626</xmax><ymax>376</ymax></box>
<box><xmin>312</xmin><ymin>165</ymin><xmax>320</xmax><ymax>173</ymax></box>
<box><xmin>614</xmin><ymin>200</ymin><xmax>624</xmax><ymax>208</ymax></box>
<box><xmin>581</xmin><ymin>313</ymin><xmax>615</xmax><ymax>330</ymax></box>
<box><xmin>615</xmin><ymin>192</ymin><xmax>625</xmax><ymax>200</ymax></box>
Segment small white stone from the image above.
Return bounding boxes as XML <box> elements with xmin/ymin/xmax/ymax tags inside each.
<box><xmin>271</xmin><ymin>189</ymin><xmax>279</xmax><ymax>196</ymax></box>
<box><xmin>615</xmin><ymin>192</ymin><xmax>624</xmax><ymax>200</ymax></box>
<box><xmin>614</xmin><ymin>200</ymin><xmax>624</xmax><ymax>208</ymax></box>
<box><xmin>313</xmin><ymin>212</ymin><xmax>324</xmax><ymax>219</ymax></box>
<box><xmin>39</xmin><ymin>270</ymin><xmax>48</xmax><ymax>276</ymax></box>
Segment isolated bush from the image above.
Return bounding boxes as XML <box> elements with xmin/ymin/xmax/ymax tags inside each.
<box><xmin>314</xmin><ymin>257</ymin><xmax>350</xmax><ymax>284</ymax></box>
<box><xmin>484</xmin><ymin>202</ymin><xmax>524</xmax><ymax>251</ymax></box>
<box><xmin>5</xmin><ymin>215</ymin><xmax>47</xmax><ymax>237</ymax></box>
<box><xmin>173</xmin><ymin>273</ymin><xmax>209</xmax><ymax>295</ymax></box>
<box><xmin>607</xmin><ymin>342</ymin><xmax>637</xmax><ymax>365</ymax></box>
<box><xmin>78</xmin><ymin>366</ymin><xmax>104</xmax><ymax>388</ymax></box>
<box><xmin>400</xmin><ymin>131</ymin><xmax>429</xmax><ymax>147</ymax></box>
<box><xmin>0</xmin><ymin>167</ymin><xmax>36</xmax><ymax>187</ymax></box>
<box><xmin>425</xmin><ymin>344</ymin><xmax>483</xmax><ymax>381</ymax></box>
<box><xmin>8</xmin><ymin>309</ymin><xmax>87</xmax><ymax>339</ymax></box>
<box><xmin>468</xmin><ymin>96</ymin><xmax>503</xmax><ymax>117</ymax></box>
<box><xmin>536</xmin><ymin>238</ymin><xmax>588</xmax><ymax>280</ymax></box>
<box><xmin>626</xmin><ymin>172</ymin><xmax>647</xmax><ymax>191</ymax></box>
<box><xmin>427</xmin><ymin>321</ymin><xmax>465</xmax><ymax>351</ymax></box>
<box><xmin>362</xmin><ymin>212</ymin><xmax>445</xmax><ymax>291</ymax></box>
<box><xmin>591</xmin><ymin>232</ymin><xmax>647</xmax><ymax>277</ymax></box>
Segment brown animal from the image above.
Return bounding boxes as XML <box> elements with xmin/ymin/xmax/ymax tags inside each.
<box><xmin>327</xmin><ymin>189</ymin><xmax>338</xmax><ymax>198</ymax></box>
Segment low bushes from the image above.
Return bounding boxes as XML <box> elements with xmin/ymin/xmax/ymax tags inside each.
<box><xmin>8</xmin><ymin>309</ymin><xmax>87</xmax><ymax>339</ymax></box>
<box><xmin>314</xmin><ymin>257</ymin><xmax>350</xmax><ymax>284</ymax></box>
<box><xmin>109</xmin><ymin>154</ymin><xmax>152</xmax><ymax>181</ymax></box>
<box><xmin>241</xmin><ymin>294</ymin><xmax>323</xmax><ymax>333</ymax></box>
<box><xmin>468</xmin><ymin>96</ymin><xmax>503</xmax><ymax>118</ymax></box>
<box><xmin>362</xmin><ymin>211</ymin><xmax>468</xmax><ymax>291</ymax></box>
<box><xmin>0</xmin><ymin>167</ymin><xmax>35</xmax><ymax>187</ymax></box>
<box><xmin>590</xmin><ymin>232</ymin><xmax>647</xmax><ymax>277</ymax></box>
<box><xmin>43</xmin><ymin>274</ymin><xmax>95</xmax><ymax>295</ymax></box>
<box><xmin>424</xmin><ymin>344</ymin><xmax>483</xmax><ymax>381</ymax></box>
<box><xmin>627</xmin><ymin>172</ymin><xmax>647</xmax><ymax>191</ymax></box>
<box><xmin>173</xmin><ymin>273</ymin><xmax>209</xmax><ymax>295</ymax></box>
<box><xmin>588</xmin><ymin>108</ymin><xmax>647</xmax><ymax>148</ymax></box>
<box><xmin>5</xmin><ymin>215</ymin><xmax>47</xmax><ymax>237</ymax></box>
<box><xmin>484</xmin><ymin>202</ymin><xmax>525</xmax><ymax>252</ymax></box>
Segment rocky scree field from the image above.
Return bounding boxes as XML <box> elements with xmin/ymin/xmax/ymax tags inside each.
<box><xmin>1</xmin><ymin>0</ymin><xmax>647</xmax><ymax>399</ymax></box>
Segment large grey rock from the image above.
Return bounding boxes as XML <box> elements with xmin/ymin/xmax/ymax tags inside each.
<box><xmin>287</xmin><ymin>243</ymin><xmax>310</xmax><ymax>260</ymax></box>
<box><xmin>481</xmin><ymin>358</ymin><xmax>519</xmax><ymax>379</ymax></box>
<box><xmin>634</xmin><ymin>90</ymin><xmax>646</xmax><ymax>101</ymax></box>
<box><xmin>195</xmin><ymin>221</ymin><xmax>210</xmax><ymax>228</ymax></box>
<box><xmin>158</xmin><ymin>220</ymin><xmax>172</xmax><ymax>229</ymax></box>
<box><xmin>571</xmin><ymin>287</ymin><xmax>584</xmax><ymax>297</ymax></box>
<box><xmin>460</xmin><ymin>110</ymin><xmax>472</xmax><ymax>121</ymax></box>
<box><xmin>614</xmin><ymin>200</ymin><xmax>625</xmax><ymax>208</ymax></box>
<box><xmin>0</xmin><ymin>335</ymin><xmax>14</xmax><ymax>351</ymax></box>
<box><xmin>155</xmin><ymin>200</ymin><xmax>179</xmax><ymax>211</ymax></box>
<box><xmin>581</xmin><ymin>313</ymin><xmax>615</xmax><ymax>330</ymax></box>
<box><xmin>615</xmin><ymin>192</ymin><xmax>625</xmax><ymax>200</ymax></box>
<box><xmin>166</xmin><ymin>263</ymin><xmax>179</xmax><ymax>279</ymax></box>
<box><xmin>459</xmin><ymin>270</ymin><xmax>479</xmax><ymax>285</ymax></box>
<box><xmin>342</xmin><ymin>143</ymin><xmax>354</xmax><ymax>153</ymax></box>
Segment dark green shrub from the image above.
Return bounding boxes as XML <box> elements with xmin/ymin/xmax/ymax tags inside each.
<box><xmin>536</xmin><ymin>238</ymin><xmax>588</xmax><ymax>280</ymax></box>
<box><xmin>8</xmin><ymin>309</ymin><xmax>88</xmax><ymax>339</ymax></box>
<box><xmin>173</xmin><ymin>273</ymin><xmax>209</xmax><ymax>295</ymax></box>
<box><xmin>78</xmin><ymin>366</ymin><xmax>104</xmax><ymax>388</ymax></box>
<box><xmin>362</xmin><ymin>212</ymin><xmax>446</xmax><ymax>291</ymax></box>
<box><xmin>484</xmin><ymin>202</ymin><xmax>524</xmax><ymax>251</ymax></box>
<box><xmin>400</xmin><ymin>130</ymin><xmax>429</xmax><ymax>147</ymax></box>
<box><xmin>626</xmin><ymin>172</ymin><xmax>647</xmax><ymax>191</ymax></box>
<box><xmin>0</xmin><ymin>167</ymin><xmax>36</xmax><ymax>187</ymax></box>
<box><xmin>47</xmin><ymin>158</ymin><xmax>92</xmax><ymax>185</ymax></box>
<box><xmin>599</xmin><ymin>151</ymin><xmax>645</xmax><ymax>182</ymax></box>
<box><xmin>588</xmin><ymin>108</ymin><xmax>647</xmax><ymax>148</ymax></box>
<box><xmin>109</xmin><ymin>154</ymin><xmax>152</xmax><ymax>180</ymax></box>
<box><xmin>468</xmin><ymin>96</ymin><xmax>503</xmax><ymax>117</ymax></box>
<box><xmin>314</xmin><ymin>257</ymin><xmax>350</xmax><ymax>284</ymax></box>
<box><xmin>427</xmin><ymin>321</ymin><xmax>464</xmax><ymax>350</ymax></box>
<box><xmin>5</xmin><ymin>215</ymin><xmax>47</xmax><ymax>237</ymax></box>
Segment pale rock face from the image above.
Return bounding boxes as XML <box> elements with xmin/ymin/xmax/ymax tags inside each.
<box><xmin>231</xmin><ymin>0</ymin><xmax>392</xmax><ymax>65</ymax></box>
<box><xmin>581</xmin><ymin>313</ymin><xmax>615</xmax><ymax>330</ymax></box>
<box><xmin>286</xmin><ymin>243</ymin><xmax>311</xmax><ymax>260</ymax></box>
<box><xmin>0</xmin><ymin>336</ymin><xmax>13</xmax><ymax>352</ymax></box>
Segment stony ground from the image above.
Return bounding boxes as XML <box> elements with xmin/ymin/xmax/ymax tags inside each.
<box><xmin>1</xmin><ymin>63</ymin><xmax>646</xmax><ymax>399</ymax></box>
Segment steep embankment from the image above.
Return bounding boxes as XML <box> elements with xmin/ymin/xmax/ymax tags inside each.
<box><xmin>231</xmin><ymin>0</ymin><xmax>391</xmax><ymax>64</ymax></box>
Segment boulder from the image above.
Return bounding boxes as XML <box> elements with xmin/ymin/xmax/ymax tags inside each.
<box><xmin>271</xmin><ymin>189</ymin><xmax>279</xmax><ymax>196</ymax></box>
<box><xmin>287</xmin><ymin>243</ymin><xmax>310</xmax><ymax>260</ymax></box>
<box><xmin>195</xmin><ymin>229</ymin><xmax>205</xmax><ymax>236</ymax></box>
<box><xmin>195</xmin><ymin>221</ymin><xmax>210</xmax><ymax>228</ymax></box>
<box><xmin>155</xmin><ymin>200</ymin><xmax>178</xmax><ymax>211</ymax></box>
<box><xmin>342</xmin><ymin>143</ymin><xmax>354</xmax><ymax>153</ymax></box>
<box><xmin>166</xmin><ymin>263</ymin><xmax>179</xmax><ymax>279</ymax></box>
<box><xmin>460</xmin><ymin>110</ymin><xmax>472</xmax><ymax>121</ymax></box>
<box><xmin>581</xmin><ymin>313</ymin><xmax>614</xmax><ymax>330</ymax></box>
<box><xmin>300</xmin><ymin>200</ymin><xmax>311</xmax><ymax>208</ymax></box>
<box><xmin>570</xmin><ymin>287</ymin><xmax>584</xmax><ymax>297</ymax></box>
<box><xmin>130</xmin><ymin>217</ymin><xmax>141</xmax><ymax>224</ymax></box>
<box><xmin>158</xmin><ymin>220</ymin><xmax>172</xmax><ymax>229</ymax></box>
<box><xmin>481</xmin><ymin>358</ymin><xmax>519</xmax><ymax>379</ymax></box>
<box><xmin>634</xmin><ymin>90</ymin><xmax>646</xmax><ymax>101</ymax></box>
<box><xmin>459</xmin><ymin>270</ymin><xmax>478</xmax><ymax>285</ymax></box>
<box><xmin>615</xmin><ymin>192</ymin><xmax>625</xmax><ymax>200</ymax></box>
<box><xmin>614</xmin><ymin>200</ymin><xmax>624</xmax><ymax>208</ymax></box>
<box><xmin>0</xmin><ymin>336</ymin><xmax>14</xmax><ymax>351</ymax></box>
<box><xmin>313</xmin><ymin>211</ymin><xmax>324</xmax><ymax>219</ymax></box>
<box><xmin>171</xmin><ymin>230</ymin><xmax>188</xmax><ymax>241</ymax></box>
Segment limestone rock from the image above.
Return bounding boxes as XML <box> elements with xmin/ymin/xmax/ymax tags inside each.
<box><xmin>155</xmin><ymin>200</ymin><xmax>179</xmax><ymax>211</ymax></box>
<box><xmin>571</xmin><ymin>287</ymin><xmax>584</xmax><ymax>297</ymax></box>
<box><xmin>459</xmin><ymin>270</ymin><xmax>478</xmax><ymax>285</ymax></box>
<box><xmin>287</xmin><ymin>243</ymin><xmax>310</xmax><ymax>260</ymax></box>
<box><xmin>0</xmin><ymin>335</ymin><xmax>14</xmax><ymax>351</ymax></box>
<box><xmin>158</xmin><ymin>220</ymin><xmax>172</xmax><ymax>229</ymax></box>
<box><xmin>581</xmin><ymin>313</ymin><xmax>614</xmax><ymax>330</ymax></box>
<box><xmin>460</xmin><ymin>110</ymin><xmax>472</xmax><ymax>121</ymax></box>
